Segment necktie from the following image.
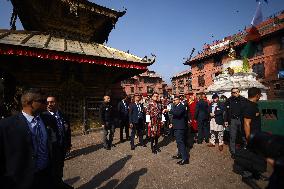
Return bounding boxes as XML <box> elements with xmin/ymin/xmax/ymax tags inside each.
<box><xmin>32</xmin><ymin>116</ymin><xmax>48</xmax><ymax>170</ymax></box>
<box><xmin>33</xmin><ymin>117</ymin><xmax>43</xmax><ymax>145</ymax></box>
<box><xmin>137</xmin><ymin>103</ymin><xmax>142</xmax><ymax>118</ymax></box>
<box><xmin>55</xmin><ymin>114</ymin><xmax>64</xmax><ymax>145</ymax></box>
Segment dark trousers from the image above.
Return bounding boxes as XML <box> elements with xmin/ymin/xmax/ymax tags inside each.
<box><xmin>234</xmin><ymin>148</ymin><xmax>267</xmax><ymax>178</ymax></box>
<box><xmin>229</xmin><ymin>118</ymin><xmax>246</xmax><ymax>155</ymax></box>
<box><xmin>197</xmin><ymin>119</ymin><xmax>209</xmax><ymax>143</ymax></box>
<box><xmin>103</xmin><ymin>123</ymin><xmax>115</xmax><ymax>148</ymax></box>
<box><xmin>163</xmin><ymin>119</ymin><xmax>171</xmax><ymax>135</ymax></box>
<box><xmin>31</xmin><ymin>168</ymin><xmax>54</xmax><ymax>189</ymax></box>
<box><xmin>150</xmin><ymin>136</ymin><xmax>159</xmax><ymax>150</ymax></box>
<box><xmin>174</xmin><ymin>129</ymin><xmax>188</xmax><ymax>161</ymax></box>
<box><xmin>119</xmin><ymin>119</ymin><xmax>129</xmax><ymax>141</ymax></box>
<box><xmin>130</xmin><ymin>119</ymin><xmax>144</xmax><ymax>148</ymax></box>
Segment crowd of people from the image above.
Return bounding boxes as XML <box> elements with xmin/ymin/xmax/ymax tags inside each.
<box><xmin>100</xmin><ymin>87</ymin><xmax>267</xmax><ymax>172</ymax></box>
<box><xmin>0</xmin><ymin>86</ymin><xmax>271</xmax><ymax>189</ymax></box>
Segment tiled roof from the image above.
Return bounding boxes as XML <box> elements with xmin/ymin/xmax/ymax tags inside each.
<box><xmin>0</xmin><ymin>29</ymin><xmax>155</xmax><ymax>66</ymax></box>
<box><xmin>185</xmin><ymin>11</ymin><xmax>284</xmax><ymax>65</ymax></box>
<box><xmin>139</xmin><ymin>70</ymin><xmax>162</xmax><ymax>78</ymax></box>
<box><xmin>172</xmin><ymin>69</ymin><xmax>192</xmax><ymax>78</ymax></box>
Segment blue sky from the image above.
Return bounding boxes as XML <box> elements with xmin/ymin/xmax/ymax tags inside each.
<box><xmin>0</xmin><ymin>0</ymin><xmax>283</xmax><ymax>83</ymax></box>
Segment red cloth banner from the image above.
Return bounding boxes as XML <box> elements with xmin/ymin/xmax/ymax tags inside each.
<box><xmin>0</xmin><ymin>45</ymin><xmax>148</xmax><ymax>70</ymax></box>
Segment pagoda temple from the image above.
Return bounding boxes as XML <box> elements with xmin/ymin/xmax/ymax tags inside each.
<box><xmin>0</xmin><ymin>0</ymin><xmax>155</xmax><ymax>130</ymax></box>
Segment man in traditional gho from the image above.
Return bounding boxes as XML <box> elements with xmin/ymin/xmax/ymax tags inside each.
<box><xmin>207</xmin><ymin>94</ymin><xmax>225</xmax><ymax>151</ymax></box>
<box><xmin>146</xmin><ymin>92</ymin><xmax>163</xmax><ymax>154</ymax></box>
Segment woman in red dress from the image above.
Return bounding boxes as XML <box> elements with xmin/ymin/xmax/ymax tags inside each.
<box><xmin>146</xmin><ymin>92</ymin><xmax>163</xmax><ymax>154</ymax></box>
<box><xmin>188</xmin><ymin>94</ymin><xmax>198</xmax><ymax>134</ymax></box>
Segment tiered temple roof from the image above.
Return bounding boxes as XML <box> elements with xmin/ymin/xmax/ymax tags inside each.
<box><xmin>0</xmin><ymin>29</ymin><xmax>153</xmax><ymax>69</ymax></box>
<box><xmin>1</xmin><ymin>0</ymin><xmax>155</xmax><ymax>69</ymax></box>
<box><xmin>10</xmin><ymin>0</ymin><xmax>126</xmax><ymax>43</ymax></box>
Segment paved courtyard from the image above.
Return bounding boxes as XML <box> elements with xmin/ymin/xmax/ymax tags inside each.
<box><xmin>63</xmin><ymin>131</ymin><xmax>270</xmax><ymax>189</ymax></box>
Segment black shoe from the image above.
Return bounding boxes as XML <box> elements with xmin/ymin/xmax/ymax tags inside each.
<box><xmin>172</xmin><ymin>155</ymin><xmax>182</xmax><ymax>159</ymax></box>
<box><xmin>253</xmin><ymin>173</ymin><xmax>269</xmax><ymax>181</ymax></box>
<box><xmin>177</xmin><ymin>159</ymin><xmax>189</xmax><ymax>165</ymax></box>
<box><xmin>242</xmin><ymin>176</ymin><xmax>261</xmax><ymax>189</ymax></box>
<box><xmin>131</xmin><ymin>146</ymin><xmax>135</xmax><ymax>150</ymax></box>
<box><xmin>59</xmin><ymin>181</ymin><xmax>74</xmax><ymax>189</ymax></box>
<box><xmin>156</xmin><ymin>148</ymin><xmax>161</xmax><ymax>152</ymax></box>
<box><xmin>152</xmin><ymin>149</ymin><xmax>157</xmax><ymax>154</ymax></box>
<box><xmin>104</xmin><ymin>146</ymin><xmax>111</xmax><ymax>150</ymax></box>
<box><xmin>112</xmin><ymin>144</ymin><xmax>116</xmax><ymax>147</ymax></box>
<box><xmin>205</xmin><ymin>140</ymin><xmax>209</xmax><ymax>143</ymax></box>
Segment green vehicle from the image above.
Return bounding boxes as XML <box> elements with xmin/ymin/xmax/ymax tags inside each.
<box><xmin>258</xmin><ymin>100</ymin><xmax>284</xmax><ymax>136</ymax></box>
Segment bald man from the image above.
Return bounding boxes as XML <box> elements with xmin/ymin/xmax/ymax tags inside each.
<box><xmin>99</xmin><ymin>95</ymin><xmax>116</xmax><ymax>150</ymax></box>
<box><xmin>0</xmin><ymin>89</ymin><xmax>60</xmax><ymax>189</ymax></box>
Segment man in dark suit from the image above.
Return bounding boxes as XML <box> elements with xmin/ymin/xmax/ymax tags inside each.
<box><xmin>0</xmin><ymin>89</ymin><xmax>61</xmax><ymax>189</ymax></box>
<box><xmin>129</xmin><ymin>94</ymin><xmax>146</xmax><ymax>150</ymax></box>
<box><xmin>117</xmin><ymin>95</ymin><xmax>130</xmax><ymax>142</ymax></box>
<box><xmin>100</xmin><ymin>95</ymin><xmax>115</xmax><ymax>150</ymax></box>
<box><xmin>165</xmin><ymin>96</ymin><xmax>189</xmax><ymax>165</ymax></box>
<box><xmin>194</xmin><ymin>92</ymin><xmax>210</xmax><ymax>144</ymax></box>
<box><xmin>43</xmin><ymin>96</ymin><xmax>73</xmax><ymax>189</ymax></box>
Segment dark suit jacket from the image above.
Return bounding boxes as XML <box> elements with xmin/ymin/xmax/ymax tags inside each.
<box><xmin>170</xmin><ymin>103</ymin><xmax>187</xmax><ymax>130</ymax></box>
<box><xmin>42</xmin><ymin>110</ymin><xmax>72</xmax><ymax>152</ymax></box>
<box><xmin>129</xmin><ymin>103</ymin><xmax>145</xmax><ymax>124</ymax></box>
<box><xmin>194</xmin><ymin>99</ymin><xmax>210</xmax><ymax>121</ymax></box>
<box><xmin>209</xmin><ymin>102</ymin><xmax>225</xmax><ymax>125</ymax></box>
<box><xmin>0</xmin><ymin>113</ymin><xmax>59</xmax><ymax>189</ymax></box>
<box><xmin>117</xmin><ymin>101</ymin><xmax>129</xmax><ymax>121</ymax></box>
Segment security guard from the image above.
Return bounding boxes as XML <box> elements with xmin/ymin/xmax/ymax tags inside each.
<box><xmin>100</xmin><ymin>95</ymin><xmax>115</xmax><ymax>150</ymax></box>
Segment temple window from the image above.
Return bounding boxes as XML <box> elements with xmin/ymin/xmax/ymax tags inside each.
<box><xmin>252</xmin><ymin>62</ymin><xmax>265</xmax><ymax>79</ymax></box>
<box><xmin>178</xmin><ymin>79</ymin><xmax>184</xmax><ymax>85</ymax></box>
<box><xmin>213</xmin><ymin>57</ymin><xmax>222</xmax><ymax>67</ymax></box>
<box><xmin>188</xmin><ymin>78</ymin><xmax>192</xmax><ymax>90</ymax></box>
<box><xmin>147</xmin><ymin>86</ymin><xmax>153</xmax><ymax>94</ymax></box>
<box><xmin>130</xmin><ymin>87</ymin><xmax>134</xmax><ymax>94</ymax></box>
<box><xmin>178</xmin><ymin>87</ymin><xmax>184</xmax><ymax>94</ymax></box>
<box><xmin>198</xmin><ymin>75</ymin><xmax>205</xmax><ymax>87</ymax></box>
<box><xmin>280</xmin><ymin>36</ymin><xmax>284</xmax><ymax>49</ymax></box>
<box><xmin>279</xmin><ymin>58</ymin><xmax>284</xmax><ymax>70</ymax></box>
<box><xmin>197</xmin><ymin>63</ymin><xmax>204</xmax><ymax>70</ymax></box>
<box><xmin>254</xmin><ymin>42</ymin><xmax>264</xmax><ymax>56</ymax></box>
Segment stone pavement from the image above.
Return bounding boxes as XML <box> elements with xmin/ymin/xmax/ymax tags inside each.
<box><xmin>63</xmin><ymin>131</ymin><xmax>270</xmax><ymax>189</ymax></box>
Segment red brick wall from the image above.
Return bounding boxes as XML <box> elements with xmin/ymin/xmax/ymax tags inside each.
<box><xmin>189</xmin><ymin>33</ymin><xmax>284</xmax><ymax>99</ymax></box>
<box><xmin>171</xmin><ymin>73</ymin><xmax>192</xmax><ymax>95</ymax></box>
<box><xmin>121</xmin><ymin>77</ymin><xmax>165</xmax><ymax>96</ymax></box>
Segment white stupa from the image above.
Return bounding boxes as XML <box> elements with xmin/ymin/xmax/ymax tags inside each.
<box><xmin>206</xmin><ymin>58</ymin><xmax>268</xmax><ymax>100</ymax></box>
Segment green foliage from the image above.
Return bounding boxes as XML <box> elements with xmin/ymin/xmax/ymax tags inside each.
<box><xmin>242</xmin><ymin>58</ymin><xmax>250</xmax><ymax>73</ymax></box>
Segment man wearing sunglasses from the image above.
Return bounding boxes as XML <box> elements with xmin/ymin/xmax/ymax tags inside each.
<box><xmin>0</xmin><ymin>89</ymin><xmax>61</xmax><ymax>189</ymax></box>
<box><xmin>43</xmin><ymin>96</ymin><xmax>73</xmax><ymax>189</ymax></box>
<box><xmin>224</xmin><ymin>88</ymin><xmax>248</xmax><ymax>159</ymax></box>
